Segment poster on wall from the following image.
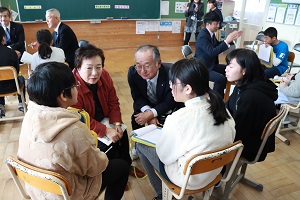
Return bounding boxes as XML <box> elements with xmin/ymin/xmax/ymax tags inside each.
<box><xmin>175</xmin><ymin>2</ymin><xmax>187</xmax><ymax>13</ymax></box>
<box><xmin>284</xmin><ymin>4</ymin><xmax>298</xmax><ymax>24</ymax></box>
<box><xmin>295</xmin><ymin>7</ymin><xmax>300</xmax><ymax>26</ymax></box>
<box><xmin>275</xmin><ymin>4</ymin><xmax>287</xmax><ymax>23</ymax></box>
<box><xmin>267</xmin><ymin>3</ymin><xmax>278</xmax><ymax>22</ymax></box>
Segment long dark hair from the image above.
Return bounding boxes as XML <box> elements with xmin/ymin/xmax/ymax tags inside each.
<box><xmin>169</xmin><ymin>58</ymin><xmax>230</xmax><ymax>125</ymax></box>
<box><xmin>36</xmin><ymin>29</ymin><xmax>53</xmax><ymax>59</ymax></box>
<box><xmin>225</xmin><ymin>48</ymin><xmax>267</xmax><ymax>87</ymax></box>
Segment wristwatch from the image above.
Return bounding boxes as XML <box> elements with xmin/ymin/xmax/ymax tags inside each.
<box><xmin>114</xmin><ymin>122</ymin><xmax>122</xmax><ymax>126</ymax></box>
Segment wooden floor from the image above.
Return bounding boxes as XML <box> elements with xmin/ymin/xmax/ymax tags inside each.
<box><xmin>1</xmin><ymin>47</ymin><xmax>300</xmax><ymax>200</ymax></box>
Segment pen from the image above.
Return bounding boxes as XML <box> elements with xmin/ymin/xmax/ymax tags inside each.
<box><xmin>116</xmin><ymin>128</ymin><xmax>121</xmax><ymax>146</ymax></box>
<box><xmin>105</xmin><ymin>146</ymin><xmax>113</xmax><ymax>154</ymax></box>
<box><xmin>157</xmin><ymin>123</ymin><xmax>163</xmax><ymax>128</ymax></box>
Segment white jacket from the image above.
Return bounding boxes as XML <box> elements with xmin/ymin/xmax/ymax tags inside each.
<box><xmin>156</xmin><ymin>95</ymin><xmax>236</xmax><ymax>190</ymax></box>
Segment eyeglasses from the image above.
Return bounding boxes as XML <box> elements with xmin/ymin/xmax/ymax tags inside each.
<box><xmin>134</xmin><ymin>63</ymin><xmax>154</xmax><ymax>71</ymax></box>
<box><xmin>63</xmin><ymin>81</ymin><xmax>81</xmax><ymax>92</ymax></box>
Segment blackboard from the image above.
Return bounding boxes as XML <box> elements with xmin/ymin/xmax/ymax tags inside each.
<box><xmin>15</xmin><ymin>0</ymin><xmax>160</xmax><ymax>21</ymax></box>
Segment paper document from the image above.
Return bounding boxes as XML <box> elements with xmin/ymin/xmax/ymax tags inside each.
<box><xmin>130</xmin><ymin>124</ymin><xmax>162</xmax><ymax>147</ymax></box>
<box><xmin>20</xmin><ymin>51</ymin><xmax>33</xmax><ymax>64</ymax></box>
<box><xmin>97</xmin><ymin>117</ymin><xmax>127</xmax><ymax>146</ymax></box>
<box><xmin>258</xmin><ymin>45</ymin><xmax>272</xmax><ymax>62</ymax></box>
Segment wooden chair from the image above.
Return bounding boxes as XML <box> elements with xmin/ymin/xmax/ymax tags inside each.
<box><xmin>5</xmin><ymin>155</ymin><xmax>72</xmax><ymax>200</ymax></box>
<box><xmin>286</xmin><ymin>51</ymin><xmax>295</xmax><ymax>73</ymax></box>
<box><xmin>181</xmin><ymin>45</ymin><xmax>193</xmax><ymax>58</ymax></box>
<box><xmin>155</xmin><ymin>141</ymin><xmax>244</xmax><ymax>200</ymax></box>
<box><xmin>275</xmin><ymin>102</ymin><xmax>300</xmax><ymax>145</ymax></box>
<box><xmin>223</xmin><ymin>81</ymin><xmax>235</xmax><ymax>102</ymax></box>
<box><xmin>221</xmin><ymin>105</ymin><xmax>289</xmax><ymax>200</ymax></box>
<box><xmin>0</xmin><ymin>66</ymin><xmax>27</xmax><ymax>122</ymax></box>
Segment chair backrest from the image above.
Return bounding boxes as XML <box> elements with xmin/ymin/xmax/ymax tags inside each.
<box><xmin>293</xmin><ymin>43</ymin><xmax>300</xmax><ymax>52</ymax></box>
<box><xmin>253</xmin><ymin>105</ymin><xmax>288</xmax><ymax>163</ymax></box>
<box><xmin>162</xmin><ymin>62</ymin><xmax>173</xmax><ymax>69</ymax></box>
<box><xmin>78</xmin><ymin>39</ymin><xmax>89</xmax><ymax>47</ymax></box>
<box><xmin>287</xmin><ymin>51</ymin><xmax>295</xmax><ymax>73</ymax></box>
<box><xmin>182</xmin><ymin>141</ymin><xmax>244</xmax><ymax>188</ymax></box>
<box><xmin>6</xmin><ymin>155</ymin><xmax>72</xmax><ymax>200</ymax></box>
<box><xmin>224</xmin><ymin>81</ymin><xmax>235</xmax><ymax>102</ymax></box>
<box><xmin>181</xmin><ymin>45</ymin><xmax>193</xmax><ymax>58</ymax></box>
<box><xmin>0</xmin><ymin>66</ymin><xmax>22</xmax><ymax>96</ymax></box>
<box><xmin>255</xmin><ymin>31</ymin><xmax>264</xmax><ymax>42</ymax></box>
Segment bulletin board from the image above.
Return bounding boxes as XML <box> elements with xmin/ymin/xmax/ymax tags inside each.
<box><xmin>267</xmin><ymin>0</ymin><xmax>300</xmax><ymax>26</ymax></box>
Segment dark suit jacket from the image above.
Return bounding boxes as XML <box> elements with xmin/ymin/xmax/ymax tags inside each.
<box><xmin>195</xmin><ymin>28</ymin><xmax>228</xmax><ymax>71</ymax></box>
<box><xmin>52</xmin><ymin>23</ymin><xmax>78</xmax><ymax>69</ymax></box>
<box><xmin>0</xmin><ymin>44</ymin><xmax>20</xmax><ymax>93</ymax></box>
<box><xmin>0</xmin><ymin>21</ymin><xmax>25</xmax><ymax>54</ymax></box>
<box><xmin>128</xmin><ymin>64</ymin><xmax>177</xmax><ymax>117</ymax></box>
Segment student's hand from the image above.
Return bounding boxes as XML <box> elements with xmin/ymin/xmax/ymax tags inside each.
<box><xmin>285</xmin><ymin>73</ymin><xmax>294</xmax><ymax>80</ymax></box>
<box><xmin>106</xmin><ymin>128</ymin><xmax>122</xmax><ymax>143</ymax></box>
<box><xmin>29</xmin><ymin>41</ymin><xmax>39</xmax><ymax>49</ymax></box>
<box><xmin>264</xmin><ymin>42</ymin><xmax>270</xmax><ymax>48</ymax></box>
<box><xmin>15</xmin><ymin>50</ymin><xmax>21</xmax><ymax>59</ymax></box>
<box><xmin>279</xmin><ymin>80</ymin><xmax>289</xmax><ymax>87</ymax></box>
<box><xmin>134</xmin><ymin>110</ymin><xmax>154</xmax><ymax>126</ymax></box>
<box><xmin>147</xmin><ymin>117</ymin><xmax>160</xmax><ymax>126</ymax></box>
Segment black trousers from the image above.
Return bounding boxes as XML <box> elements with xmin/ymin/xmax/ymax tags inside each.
<box><xmin>0</xmin><ymin>75</ymin><xmax>26</xmax><ymax>105</ymax></box>
<box><xmin>184</xmin><ymin>32</ymin><xmax>199</xmax><ymax>45</ymax></box>
<box><xmin>101</xmin><ymin>159</ymin><xmax>129</xmax><ymax>200</ymax></box>
<box><xmin>98</xmin><ymin>130</ymin><xmax>132</xmax><ymax>166</ymax></box>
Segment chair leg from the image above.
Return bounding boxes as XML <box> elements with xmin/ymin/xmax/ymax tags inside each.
<box><xmin>20</xmin><ymin>91</ymin><xmax>27</xmax><ymax>113</ymax></box>
<box><xmin>240</xmin><ymin>164</ymin><xmax>263</xmax><ymax>192</ymax></box>
<box><xmin>203</xmin><ymin>187</ymin><xmax>214</xmax><ymax>200</ymax></box>
<box><xmin>221</xmin><ymin>163</ymin><xmax>244</xmax><ymax>200</ymax></box>
<box><xmin>162</xmin><ymin>182</ymin><xmax>173</xmax><ymax>200</ymax></box>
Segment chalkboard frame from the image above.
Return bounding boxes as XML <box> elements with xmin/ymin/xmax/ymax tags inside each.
<box><xmin>16</xmin><ymin>0</ymin><xmax>161</xmax><ymax>22</ymax></box>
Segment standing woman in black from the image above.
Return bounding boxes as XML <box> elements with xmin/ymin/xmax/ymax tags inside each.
<box><xmin>183</xmin><ymin>0</ymin><xmax>204</xmax><ymax>45</ymax></box>
<box><xmin>208</xmin><ymin>0</ymin><xmax>223</xmax><ymax>29</ymax></box>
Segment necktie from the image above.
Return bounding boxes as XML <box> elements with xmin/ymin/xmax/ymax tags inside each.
<box><xmin>4</xmin><ymin>27</ymin><xmax>10</xmax><ymax>43</ymax></box>
<box><xmin>54</xmin><ymin>31</ymin><xmax>58</xmax><ymax>43</ymax></box>
<box><xmin>147</xmin><ymin>80</ymin><xmax>157</xmax><ymax>104</ymax></box>
<box><xmin>212</xmin><ymin>33</ymin><xmax>216</xmax><ymax>45</ymax></box>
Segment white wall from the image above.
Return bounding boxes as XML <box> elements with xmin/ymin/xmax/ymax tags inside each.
<box><xmin>263</xmin><ymin>0</ymin><xmax>300</xmax><ymax>64</ymax></box>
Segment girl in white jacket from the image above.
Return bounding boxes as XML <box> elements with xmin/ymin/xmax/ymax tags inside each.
<box><xmin>136</xmin><ymin>58</ymin><xmax>236</xmax><ymax>200</ymax></box>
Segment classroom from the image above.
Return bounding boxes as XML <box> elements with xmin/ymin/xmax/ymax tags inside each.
<box><xmin>0</xmin><ymin>0</ymin><xmax>300</xmax><ymax>199</ymax></box>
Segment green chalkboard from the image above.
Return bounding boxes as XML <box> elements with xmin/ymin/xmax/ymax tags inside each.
<box><xmin>16</xmin><ymin>0</ymin><xmax>160</xmax><ymax>21</ymax></box>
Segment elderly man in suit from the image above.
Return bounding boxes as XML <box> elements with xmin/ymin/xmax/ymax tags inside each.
<box><xmin>45</xmin><ymin>8</ymin><xmax>78</xmax><ymax>70</ymax></box>
<box><xmin>0</xmin><ymin>27</ymin><xmax>26</xmax><ymax>116</ymax></box>
<box><xmin>195</xmin><ymin>11</ymin><xmax>242</xmax><ymax>98</ymax></box>
<box><xmin>128</xmin><ymin>44</ymin><xmax>182</xmax><ymax>160</ymax></box>
<box><xmin>0</xmin><ymin>7</ymin><xmax>25</xmax><ymax>59</ymax></box>
<box><xmin>128</xmin><ymin>44</ymin><xmax>180</xmax><ymax>130</ymax></box>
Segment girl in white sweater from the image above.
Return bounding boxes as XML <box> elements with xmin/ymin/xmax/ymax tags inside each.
<box><xmin>136</xmin><ymin>58</ymin><xmax>235</xmax><ymax>200</ymax></box>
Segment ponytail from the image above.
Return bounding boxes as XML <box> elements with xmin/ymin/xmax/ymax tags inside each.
<box><xmin>38</xmin><ymin>42</ymin><xmax>52</xmax><ymax>59</ymax></box>
<box><xmin>207</xmin><ymin>89</ymin><xmax>231</xmax><ymax>125</ymax></box>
